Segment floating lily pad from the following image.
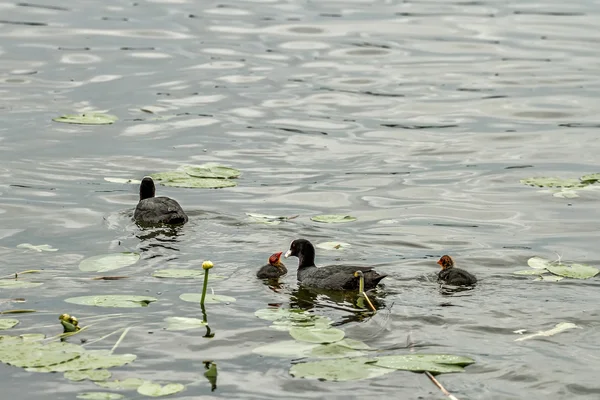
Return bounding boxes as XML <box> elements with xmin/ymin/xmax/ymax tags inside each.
<box><xmin>527</xmin><ymin>256</ymin><xmax>552</xmax><ymax>270</ymax></box>
<box><xmin>95</xmin><ymin>377</ymin><xmax>147</xmax><ymax>390</ymax></box>
<box><xmin>164</xmin><ymin>317</ymin><xmax>207</xmax><ymax>331</ymax></box>
<box><xmin>179</xmin><ymin>163</ymin><xmax>240</xmax><ymax>179</ymax></box>
<box><xmin>316</xmin><ymin>241</ymin><xmax>352</xmax><ymax>250</ymax></box>
<box><xmin>289</xmin><ymin>327</ymin><xmax>345</xmax><ymax>344</ymax></box>
<box><xmin>103</xmin><ymin>177</ymin><xmax>141</xmax><ymax>184</ymax></box>
<box><xmin>546</xmin><ymin>263</ymin><xmax>599</xmax><ymax>279</ymax></box>
<box><xmin>311</xmin><ymin>215</ymin><xmax>357</xmax><ymax>223</ymax></box>
<box><xmin>150</xmin><ymin>171</ymin><xmax>237</xmax><ymax>189</ymax></box>
<box><xmin>580</xmin><ymin>173</ymin><xmax>600</xmax><ymax>183</ymax></box>
<box><xmin>137</xmin><ymin>382</ymin><xmax>185</xmax><ymax>397</ymax></box>
<box><xmin>179</xmin><ymin>293</ymin><xmax>236</xmax><ymax>304</ymax></box>
<box><xmin>53</xmin><ymin>113</ymin><xmax>117</xmax><ymax>125</ymax></box>
<box><xmin>290</xmin><ymin>357</ymin><xmax>391</xmax><ymax>381</ymax></box>
<box><xmin>0</xmin><ymin>280</ymin><xmax>43</xmax><ymax>289</ymax></box>
<box><xmin>310</xmin><ymin>342</ymin><xmax>367</xmax><ymax>358</ymax></box>
<box><xmin>17</xmin><ymin>243</ymin><xmax>58</xmax><ymax>252</ymax></box>
<box><xmin>513</xmin><ymin>269</ymin><xmax>547</xmax><ymax>276</ymax></box>
<box><xmin>28</xmin><ymin>350</ymin><xmax>136</xmax><ymax>373</ymax></box>
<box><xmin>79</xmin><ymin>253</ymin><xmax>140</xmax><ymax>273</ymax></box>
<box><xmin>553</xmin><ymin>189</ymin><xmax>580</xmax><ymax>199</ymax></box>
<box><xmin>0</xmin><ymin>342</ymin><xmax>82</xmax><ymax>368</ymax></box>
<box><xmin>152</xmin><ymin>269</ymin><xmax>204</xmax><ymax>279</ymax></box>
<box><xmin>370</xmin><ymin>354</ymin><xmax>474</xmax><ymax>374</ymax></box>
<box><xmin>65</xmin><ymin>295</ymin><xmax>156</xmax><ymax>308</ymax></box>
<box><xmin>65</xmin><ymin>369</ymin><xmax>112</xmax><ymax>382</ymax></box>
<box><xmin>255</xmin><ymin>308</ymin><xmax>332</xmax><ymax>330</ymax></box>
<box><xmin>77</xmin><ymin>393</ymin><xmax>123</xmax><ymax>400</ymax></box>
<box><xmin>0</xmin><ymin>319</ymin><xmax>19</xmax><ymax>330</ymax></box>
<box><xmin>255</xmin><ymin>308</ymin><xmax>307</xmax><ymax>322</ymax></box>
<box><xmin>533</xmin><ymin>275</ymin><xmax>564</xmax><ymax>282</ymax></box>
<box><xmin>252</xmin><ymin>340</ymin><xmax>317</xmax><ymax>358</ymax></box>
<box><xmin>246</xmin><ymin>213</ymin><xmax>297</xmax><ymax>225</ymax></box>
<box><xmin>336</xmin><ymin>338</ymin><xmax>374</xmax><ymax>351</ymax></box>
<box><xmin>520</xmin><ymin>177</ymin><xmax>586</xmax><ymax>188</ymax></box>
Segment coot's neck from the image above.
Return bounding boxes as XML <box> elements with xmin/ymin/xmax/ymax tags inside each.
<box><xmin>298</xmin><ymin>244</ymin><xmax>316</xmax><ymax>269</ymax></box>
<box><xmin>140</xmin><ymin>178</ymin><xmax>156</xmax><ymax>201</ymax></box>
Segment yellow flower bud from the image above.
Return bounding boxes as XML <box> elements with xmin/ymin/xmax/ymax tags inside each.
<box><xmin>202</xmin><ymin>261</ymin><xmax>214</xmax><ymax>270</ymax></box>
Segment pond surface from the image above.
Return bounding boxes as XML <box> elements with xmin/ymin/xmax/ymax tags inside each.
<box><xmin>1</xmin><ymin>0</ymin><xmax>600</xmax><ymax>398</ymax></box>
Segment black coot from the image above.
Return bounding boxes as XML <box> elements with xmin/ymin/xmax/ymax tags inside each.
<box><xmin>284</xmin><ymin>238</ymin><xmax>387</xmax><ymax>290</ymax></box>
<box><xmin>134</xmin><ymin>177</ymin><xmax>188</xmax><ymax>225</ymax></box>
<box><xmin>257</xmin><ymin>252</ymin><xmax>287</xmax><ymax>279</ymax></box>
<box><xmin>437</xmin><ymin>255</ymin><xmax>477</xmax><ymax>286</ymax></box>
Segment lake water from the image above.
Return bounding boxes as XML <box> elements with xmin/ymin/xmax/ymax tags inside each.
<box><xmin>1</xmin><ymin>0</ymin><xmax>600</xmax><ymax>398</ymax></box>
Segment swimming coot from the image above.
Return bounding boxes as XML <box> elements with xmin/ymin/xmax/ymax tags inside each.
<box><xmin>256</xmin><ymin>252</ymin><xmax>287</xmax><ymax>279</ymax></box>
<box><xmin>437</xmin><ymin>255</ymin><xmax>477</xmax><ymax>286</ymax></box>
<box><xmin>133</xmin><ymin>177</ymin><xmax>188</xmax><ymax>225</ymax></box>
<box><xmin>284</xmin><ymin>238</ymin><xmax>387</xmax><ymax>290</ymax></box>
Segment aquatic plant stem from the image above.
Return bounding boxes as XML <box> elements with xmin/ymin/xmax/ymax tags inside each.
<box><xmin>201</xmin><ymin>269</ymin><xmax>209</xmax><ymax>306</ymax></box>
<box><xmin>362</xmin><ymin>291</ymin><xmax>376</xmax><ymax>312</ymax></box>
<box><xmin>110</xmin><ymin>327</ymin><xmax>131</xmax><ymax>354</ymax></box>
<box><xmin>425</xmin><ymin>369</ymin><xmax>459</xmax><ymax>400</ymax></box>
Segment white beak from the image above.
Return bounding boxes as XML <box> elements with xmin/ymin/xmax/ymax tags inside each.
<box><xmin>284</xmin><ymin>250</ymin><xmax>292</xmax><ymax>258</ymax></box>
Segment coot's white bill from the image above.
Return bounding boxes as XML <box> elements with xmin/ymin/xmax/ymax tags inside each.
<box><xmin>284</xmin><ymin>250</ymin><xmax>292</xmax><ymax>258</ymax></box>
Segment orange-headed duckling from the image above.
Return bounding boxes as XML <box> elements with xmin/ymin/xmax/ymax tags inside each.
<box><xmin>437</xmin><ymin>255</ymin><xmax>477</xmax><ymax>286</ymax></box>
<box><xmin>257</xmin><ymin>252</ymin><xmax>287</xmax><ymax>279</ymax></box>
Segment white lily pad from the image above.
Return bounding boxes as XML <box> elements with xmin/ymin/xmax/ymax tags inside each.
<box><xmin>164</xmin><ymin>317</ymin><xmax>207</xmax><ymax>331</ymax></box>
<box><xmin>527</xmin><ymin>256</ymin><xmax>552</xmax><ymax>270</ymax></box>
<box><xmin>0</xmin><ymin>280</ymin><xmax>42</xmax><ymax>289</ymax></box>
<box><xmin>65</xmin><ymin>295</ymin><xmax>156</xmax><ymax>308</ymax></box>
<box><xmin>79</xmin><ymin>252</ymin><xmax>140</xmax><ymax>273</ymax></box>
<box><xmin>53</xmin><ymin>113</ymin><xmax>118</xmax><ymax>125</ymax></box>
<box><xmin>65</xmin><ymin>369</ymin><xmax>112</xmax><ymax>382</ymax></box>
<box><xmin>104</xmin><ymin>177</ymin><xmax>141</xmax><ymax>184</ymax></box>
<box><xmin>95</xmin><ymin>377</ymin><xmax>147</xmax><ymax>390</ymax></box>
<box><xmin>520</xmin><ymin>177</ymin><xmax>587</xmax><ymax>188</ymax></box>
<box><xmin>150</xmin><ymin>171</ymin><xmax>237</xmax><ymax>189</ymax></box>
<box><xmin>178</xmin><ymin>163</ymin><xmax>240</xmax><ymax>179</ymax></box>
<box><xmin>0</xmin><ymin>319</ymin><xmax>19</xmax><ymax>330</ymax></box>
<box><xmin>370</xmin><ymin>354</ymin><xmax>474</xmax><ymax>374</ymax></box>
<box><xmin>311</xmin><ymin>214</ymin><xmax>357</xmax><ymax>223</ymax></box>
<box><xmin>252</xmin><ymin>340</ymin><xmax>317</xmax><ymax>358</ymax></box>
<box><xmin>179</xmin><ymin>293</ymin><xmax>236</xmax><ymax>304</ymax></box>
<box><xmin>17</xmin><ymin>243</ymin><xmax>58</xmax><ymax>252</ymax></box>
<box><xmin>290</xmin><ymin>357</ymin><xmax>392</xmax><ymax>381</ymax></box>
<box><xmin>289</xmin><ymin>327</ymin><xmax>345</xmax><ymax>344</ymax></box>
<box><xmin>137</xmin><ymin>382</ymin><xmax>185</xmax><ymax>397</ymax></box>
<box><xmin>316</xmin><ymin>241</ymin><xmax>352</xmax><ymax>250</ymax></box>
<box><xmin>513</xmin><ymin>269</ymin><xmax>547</xmax><ymax>276</ymax></box>
<box><xmin>546</xmin><ymin>263</ymin><xmax>599</xmax><ymax>279</ymax></box>
<box><xmin>77</xmin><ymin>393</ymin><xmax>123</xmax><ymax>400</ymax></box>
<box><xmin>533</xmin><ymin>275</ymin><xmax>564</xmax><ymax>282</ymax></box>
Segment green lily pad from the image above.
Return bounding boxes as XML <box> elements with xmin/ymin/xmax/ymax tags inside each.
<box><xmin>546</xmin><ymin>263</ymin><xmax>599</xmax><ymax>279</ymax></box>
<box><xmin>513</xmin><ymin>269</ymin><xmax>547</xmax><ymax>276</ymax></box>
<box><xmin>527</xmin><ymin>256</ymin><xmax>552</xmax><ymax>270</ymax></box>
<box><xmin>77</xmin><ymin>393</ymin><xmax>123</xmax><ymax>400</ymax></box>
<box><xmin>255</xmin><ymin>308</ymin><xmax>332</xmax><ymax>330</ymax></box>
<box><xmin>150</xmin><ymin>171</ymin><xmax>237</xmax><ymax>189</ymax></box>
<box><xmin>520</xmin><ymin>177</ymin><xmax>587</xmax><ymax>188</ymax></box>
<box><xmin>79</xmin><ymin>253</ymin><xmax>140</xmax><ymax>273</ymax></box>
<box><xmin>289</xmin><ymin>357</ymin><xmax>392</xmax><ymax>381</ymax></box>
<box><xmin>289</xmin><ymin>327</ymin><xmax>345</xmax><ymax>344</ymax></box>
<box><xmin>255</xmin><ymin>308</ymin><xmax>307</xmax><ymax>322</ymax></box>
<box><xmin>553</xmin><ymin>189</ymin><xmax>580</xmax><ymax>199</ymax></box>
<box><xmin>95</xmin><ymin>377</ymin><xmax>147</xmax><ymax>390</ymax></box>
<box><xmin>310</xmin><ymin>343</ymin><xmax>367</xmax><ymax>358</ymax></box>
<box><xmin>152</xmin><ymin>269</ymin><xmax>204</xmax><ymax>279</ymax></box>
<box><xmin>533</xmin><ymin>275</ymin><xmax>564</xmax><ymax>282</ymax></box>
<box><xmin>370</xmin><ymin>354</ymin><xmax>475</xmax><ymax>374</ymax></box>
<box><xmin>316</xmin><ymin>241</ymin><xmax>352</xmax><ymax>250</ymax></box>
<box><xmin>28</xmin><ymin>350</ymin><xmax>136</xmax><ymax>373</ymax></box>
<box><xmin>580</xmin><ymin>173</ymin><xmax>600</xmax><ymax>183</ymax></box>
<box><xmin>252</xmin><ymin>340</ymin><xmax>317</xmax><ymax>358</ymax></box>
<box><xmin>0</xmin><ymin>319</ymin><xmax>19</xmax><ymax>330</ymax></box>
<box><xmin>311</xmin><ymin>215</ymin><xmax>357</xmax><ymax>223</ymax></box>
<box><xmin>164</xmin><ymin>317</ymin><xmax>207</xmax><ymax>331</ymax></box>
<box><xmin>0</xmin><ymin>280</ymin><xmax>42</xmax><ymax>289</ymax></box>
<box><xmin>104</xmin><ymin>177</ymin><xmax>141</xmax><ymax>184</ymax></box>
<box><xmin>179</xmin><ymin>293</ymin><xmax>236</xmax><ymax>304</ymax></box>
<box><xmin>245</xmin><ymin>213</ymin><xmax>297</xmax><ymax>225</ymax></box>
<box><xmin>0</xmin><ymin>342</ymin><xmax>82</xmax><ymax>368</ymax></box>
<box><xmin>65</xmin><ymin>369</ymin><xmax>112</xmax><ymax>382</ymax></box>
<box><xmin>53</xmin><ymin>113</ymin><xmax>118</xmax><ymax>125</ymax></box>
<box><xmin>65</xmin><ymin>295</ymin><xmax>156</xmax><ymax>308</ymax></box>
<box><xmin>137</xmin><ymin>382</ymin><xmax>185</xmax><ymax>397</ymax></box>
<box><xmin>179</xmin><ymin>163</ymin><xmax>240</xmax><ymax>179</ymax></box>
<box><xmin>335</xmin><ymin>338</ymin><xmax>374</xmax><ymax>351</ymax></box>
<box><xmin>17</xmin><ymin>243</ymin><xmax>58</xmax><ymax>252</ymax></box>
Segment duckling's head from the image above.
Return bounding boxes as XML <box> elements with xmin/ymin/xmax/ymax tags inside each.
<box><xmin>268</xmin><ymin>252</ymin><xmax>285</xmax><ymax>271</ymax></box>
<box><xmin>140</xmin><ymin>177</ymin><xmax>156</xmax><ymax>200</ymax></box>
<box><xmin>437</xmin><ymin>255</ymin><xmax>454</xmax><ymax>270</ymax></box>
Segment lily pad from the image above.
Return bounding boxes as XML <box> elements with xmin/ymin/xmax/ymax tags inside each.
<box><xmin>152</xmin><ymin>269</ymin><xmax>204</xmax><ymax>279</ymax></box>
<box><xmin>520</xmin><ymin>177</ymin><xmax>586</xmax><ymax>188</ymax></box>
<box><xmin>553</xmin><ymin>189</ymin><xmax>580</xmax><ymax>199</ymax></box>
<box><xmin>17</xmin><ymin>243</ymin><xmax>58</xmax><ymax>252</ymax></box>
<box><xmin>79</xmin><ymin>252</ymin><xmax>140</xmax><ymax>273</ymax></box>
<box><xmin>104</xmin><ymin>177</ymin><xmax>141</xmax><ymax>184</ymax></box>
<box><xmin>370</xmin><ymin>354</ymin><xmax>474</xmax><ymax>374</ymax></box>
<box><xmin>546</xmin><ymin>263</ymin><xmax>599</xmax><ymax>279</ymax></box>
<box><xmin>310</xmin><ymin>343</ymin><xmax>367</xmax><ymax>358</ymax></box>
<box><xmin>77</xmin><ymin>393</ymin><xmax>123</xmax><ymax>400</ymax></box>
<box><xmin>164</xmin><ymin>317</ymin><xmax>207</xmax><ymax>331</ymax></box>
<box><xmin>28</xmin><ymin>350</ymin><xmax>136</xmax><ymax>373</ymax></box>
<box><xmin>0</xmin><ymin>280</ymin><xmax>43</xmax><ymax>289</ymax></box>
<box><xmin>255</xmin><ymin>308</ymin><xmax>308</xmax><ymax>322</ymax></box>
<box><xmin>255</xmin><ymin>308</ymin><xmax>332</xmax><ymax>330</ymax></box>
<box><xmin>252</xmin><ymin>340</ymin><xmax>317</xmax><ymax>358</ymax></box>
<box><xmin>0</xmin><ymin>342</ymin><xmax>82</xmax><ymax>368</ymax></box>
<box><xmin>95</xmin><ymin>377</ymin><xmax>147</xmax><ymax>390</ymax></box>
<box><xmin>316</xmin><ymin>241</ymin><xmax>352</xmax><ymax>250</ymax></box>
<box><xmin>150</xmin><ymin>171</ymin><xmax>237</xmax><ymax>189</ymax></box>
<box><xmin>0</xmin><ymin>319</ymin><xmax>19</xmax><ymax>330</ymax></box>
<box><xmin>137</xmin><ymin>382</ymin><xmax>185</xmax><ymax>397</ymax></box>
<box><xmin>290</xmin><ymin>357</ymin><xmax>392</xmax><ymax>381</ymax></box>
<box><xmin>533</xmin><ymin>275</ymin><xmax>564</xmax><ymax>282</ymax></box>
<box><xmin>527</xmin><ymin>256</ymin><xmax>552</xmax><ymax>269</ymax></box>
<box><xmin>53</xmin><ymin>113</ymin><xmax>118</xmax><ymax>125</ymax></box>
<box><xmin>580</xmin><ymin>173</ymin><xmax>600</xmax><ymax>183</ymax></box>
<box><xmin>65</xmin><ymin>369</ymin><xmax>112</xmax><ymax>382</ymax></box>
<box><xmin>179</xmin><ymin>293</ymin><xmax>236</xmax><ymax>304</ymax></box>
<box><xmin>513</xmin><ymin>269</ymin><xmax>547</xmax><ymax>276</ymax></box>
<box><xmin>179</xmin><ymin>163</ymin><xmax>240</xmax><ymax>179</ymax></box>
<box><xmin>65</xmin><ymin>295</ymin><xmax>156</xmax><ymax>308</ymax></box>
<box><xmin>311</xmin><ymin>215</ymin><xmax>357</xmax><ymax>223</ymax></box>
<box><xmin>289</xmin><ymin>326</ymin><xmax>345</xmax><ymax>344</ymax></box>
<box><xmin>246</xmin><ymin>213</ymin><xmax>296</xmax><ymax>225</ymax></box>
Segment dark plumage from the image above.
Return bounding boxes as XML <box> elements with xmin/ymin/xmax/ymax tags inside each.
<box><xmin>133</xmin><ymin>177</ymin><xmax>188</xmax><ymax>225</ymax></box>
<box><xmin>257</xmin><ymin>252</ymin><xmax>287</xmax><ymax>279</ymax></box>
<box><xmin>437</xmin><ymin>255</ymin><xmax>477</xmax><ymax>286</ymax></box>
<box><xmin>284</xmin><ymin>239</ymin><xmax>387</xmax><ymax>290</ymax></box>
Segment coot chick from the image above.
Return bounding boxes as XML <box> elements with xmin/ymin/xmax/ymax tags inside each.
<box><xmin>134</xmin><ymin>177</ymin><xmax>188</xmax><ymax>225</ymax></box>
<box><xmin>284</xmin><ymin>238</ymin><xmax>387</xmax><ymax>290</ymax></box>
<box><xmin>437</xmin><ymin>255</ymin><xmax>477</xmax><ymax>286</ymax></box>
<box><xmin>256</xmin><ymin>252</ymin><xmax>287</xmax><ymax>279</ymax></box>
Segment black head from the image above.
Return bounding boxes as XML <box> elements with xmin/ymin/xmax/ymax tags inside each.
<box><xmin>139</xmin><ymin>177</ymin><xmax>156</xmax><ymax>201</ymax></box>
<box><xmin>284</xmin><ymin>238</ymin><xmax>313</xmax><ymax>258</ymax></box>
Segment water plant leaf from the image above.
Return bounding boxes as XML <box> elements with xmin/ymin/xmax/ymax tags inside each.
<box><xmin>152</xmin><ymin>269</ymin><xmax>204</xmax><ymax>279</ymax></box>
<box><xmin>252</xmin><ymin>340</ymin><xmax>317</xmax><ymax>358</ymax></box>
<box><xmin>17</xmin><ymin>243</ymin><xmax>58</xmax><ymax>252</ymax></box>
<box><xmin>255</xmin><ymin>308</ymin><xmax>307</xmax><ymax>322</ymax></box>
<box><xmin>103</xmin><ymin>177</ymin><xmax>141</xmax><ymax>184</ymax></box>
<box><xmin>150</xmin><ymin>171</ymin><xmax>237</xmax><ymax>189</ymax></box>
<box><xmin>533</xmin><ymin>275</ymin><xmax>564</xmax><ymax>282</ymax></box>
<box><xmin>28</xmin><ymin>350</ymin><xmax>136</xmax><ymax>372</ymax></box>
<box><xmin>77</xmin><ymin>393</ymin><xmax>123</xmax><ymax>400</ymax></box>
<box><xmin>95</xmin><ymin>377</ymin><xmax>147</xmax><ymax>390</ymax></box>
<box><xmin>79</xmin><ymin>253</ymin><xmax>140</xmax><ymax>273</ymax></box>
<box><xmin>370</xmin><ymin>354</ymin><xmax>475</xmax><ymax>374</ymax></box>
<box><xmin>520</xmin><ymin>177</ymin><xmax>586</xmax><ymax>188</ymax></box>
<box><xmin>289</xmin><ymin>327</ymin><xmax>345</xmax><ymax>344</ymax></box>
<box><xmin>245</xmin><ymin>213</ymin><xmax>297</xmax><ymax>225</ymax></box>
<box><xmin>546</xmin><ymin>263</ymin><xmax>599</xmax><ymax>279</ymax></box>
<box><xmin>527</xmin><ymin>256</ymin><xmax>552</xmax><ymax>270</ymax></box>
<box><xmin>553</xmin><ymin>189</ymin><xmax>580</xmax><ymax>199</ymax></box>
<box><xmin>137</xmin><ymin>382</ymin><xmax>185</xmax><ymax>397</ymax></box>
<box><xmin>0</xmin><ymin>342</ymin><xmax>82</xmax><ymax>368</ymax></box>
<box><xmin>311</xmin><ymin>215</ymin><xmax>357</xmax><ymax>223</ymax></box>
<box><xmin>316</xmin><ymin>241</ymin><xmax>352</xmax><ymax>250</ymax></box>
<box><xmin>289</xmin><ymin>357</ymin><xmax>392</xmax><ymax>381</ymax></box>
<box><xmin>580</xmin><ymin>173</ymin><xmax>600</xmax><ymax>183</ymax></box>
<box><xmin>179</xmin><ymin>293</ymin><xmax>236</xmax><ymax>304</ymax></box>
<box><xmin>336</xmin><ymin>338</ymin><xmax>374</xmax><ymax>350</ymax></box>
<box><xmin>164</xmin><ymin>317</ymin><xmax>207</xmax><ymax>331</ymax></box>
<box><xmin>309</xmin><ymin>342</ymin><xmax>366</xmax><ymax>358</ymax></box>
<box><xmin>514</xmin><ymin>322</ymin><xmax>579</xmax><ymax>342</ymax></box>
<box><xmin>0</xmin><ymin>280</ymin><xmax>43</xmax><ymax>289</ymax></box>
<box><xmin>255</xmin><ymin>308</ymin><xmax>332</xmax><ymax>330</ymax></box>
<box><xmin>64</xmin><ymin>369</ymin><xmax>112</xmax><ymax>382</ymax></box>
<box><xmin>0</xmin><ymin>319</ymin><xmax>19</xmax><ymax>330</ymax></box>
<box><xmin>513</xmin><ymin>269</ymin><xmax>547</xmax><ymax>276</ymax></box>
<box><xmin>65</xmin><ymin>295</ymin><xmax>156</xmax><ymax>308</ymax></box>
<box><xmin>179</xmin><ymin>163</ymin><xmax>240</xmax><ymax>179</ymax></box>
<box><xmin>53</xmin><ymin>113</ymin><xmax>118</xmax><ymax>125</ymax></box>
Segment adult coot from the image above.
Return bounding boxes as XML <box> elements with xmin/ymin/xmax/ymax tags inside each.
<box><xmin>284</xmin><ymin>238</ymin><xmax>387</xmax><ymax>290</ymax></box>
<box><xmin>134</xmin><ymin>177</ymin><xmax>188</xmax><ymax>225</ymax></box>
<box><xmin>256</xmin><ymin>252</ymin><xmax>287</xmax><ymax>279</ymax></box>
<box><xmin>437</xmin><ymin>255</ymin><xmax>477</xmax><ymax>286</ymax></box>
